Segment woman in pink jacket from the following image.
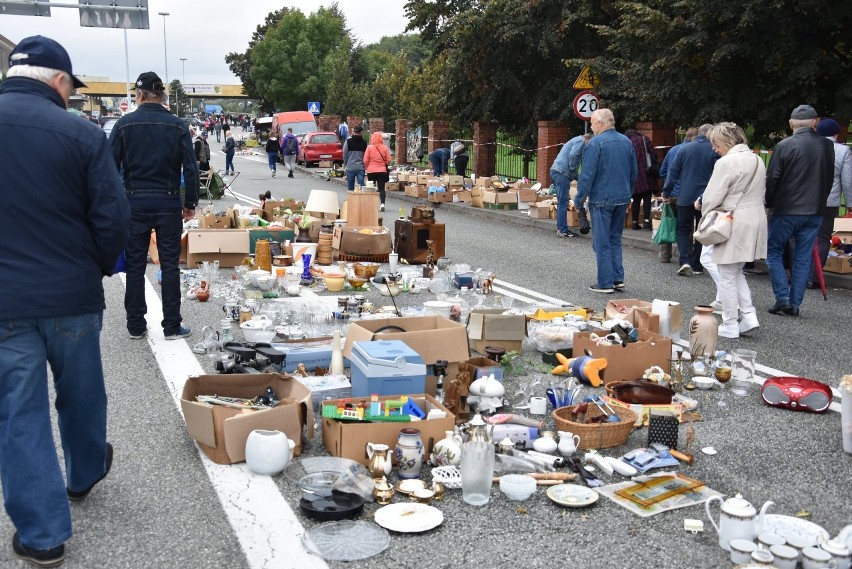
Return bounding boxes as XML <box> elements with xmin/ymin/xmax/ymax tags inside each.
<box><xmin>363</xmin><ymin>131</ymin><xmax>392</xmax><ymax>211</ymax></box>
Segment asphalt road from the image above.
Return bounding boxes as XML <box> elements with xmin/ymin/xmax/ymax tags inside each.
<box><xmin>2</xmin><ymin>142</ymin><xmax>849</xmax><ymax>568</ymax></box>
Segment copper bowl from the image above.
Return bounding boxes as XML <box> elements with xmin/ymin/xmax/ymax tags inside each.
<box><xmin>346</xmin><ymin>276</ymin><xmax>368</xmax><ymax>289</ymax></box>
<box><xmin>353</xmin><ymin>262</ymin><xmax>379</xmax><ymax>279</ymax></box>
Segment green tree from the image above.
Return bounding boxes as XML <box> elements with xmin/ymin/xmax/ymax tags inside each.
<box><xmin>398</xmin><ymin>58</ymin><xmax>449</xmax><ymax>126</ymax></box>
<box><xmin>225</xmin><ymin>8</ymin><xmax>291</xmax><ymax>104</ymax></box>
<box><xmin>168</xmin><ymin>79</ymin><xmax>189</xmax><ymax>117</ymax></box>
<box><xmin>249</xmin><ymin>5</ymin><xmax>349</xmax><ymax>111</ymax></box>
<box><xmin>581</xmin><ymin>0</ymin><xmax>852</xmax><ymax>141</ymax></box>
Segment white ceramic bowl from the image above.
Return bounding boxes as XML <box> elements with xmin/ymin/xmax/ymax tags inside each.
<box><xmin>693</xmin><ymin>376</ymin><xmax>716</xmax><ymax>390</ymax></box>
<box><xmin>423</xmin><ymin>300</ymin><xmax>454</xmax><ymax>319</ymax></box>
<box><xmin>248</xmin><ymin>269</ymin><xmax>270</xmax><ymax>287</ymax></box>
<box><xmin>499</xmin><ymin>474</ymin><xmax>536</xmax><ymax>501</ymax></box>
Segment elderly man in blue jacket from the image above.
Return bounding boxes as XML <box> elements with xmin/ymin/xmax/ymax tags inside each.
<box><xmin>574</xmin><ymin>109</ymin><xmax>638</xmax><ymax>293</ymax></box>
<box><xmin>0</xmin><ymin>36</ymin><xmax>129</xmax><ymax>566</ymax></box>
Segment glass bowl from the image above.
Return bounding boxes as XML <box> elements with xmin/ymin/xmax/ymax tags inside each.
<box><xmin>499</xmin><ymin>474</ymin><xmax>536</xmax><ymax>501</ymax></box>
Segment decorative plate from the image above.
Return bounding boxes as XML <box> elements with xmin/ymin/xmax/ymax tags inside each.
<box><xmin>302</xmin><ymin>520</ymin><xmax>390</xmax><ymax>561</ymax></box>
<box><xmin>762</xmin><ymin>514</ymin><xmax>829</xmax><ymax>547</ymax></box>
<box><xmin>396</xmin><ymin>479</ymin><xmax>426</xmax><ymax>495</ymax></box>
<box><xmin>546</xmin><ymin>484</ymin><xmax>600</xmax><ymax>508</ymax></box>
<box><xmin>373</xmin><ymin>503</ymin><xmax>444</xmax><ymax>533</ymax></box>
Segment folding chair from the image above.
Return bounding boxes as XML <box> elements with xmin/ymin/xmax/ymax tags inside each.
<box><xmin>198</xmin><ymin>169</ymin><xmax>215</xmax><ymax>204</ymax></box>
<box><xmin>217</xmin><ymin>169</ymin><xmax>240</xmax><ymax>199</ymax></box>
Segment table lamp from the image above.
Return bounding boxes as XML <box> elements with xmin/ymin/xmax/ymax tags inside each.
<box><xmin>304</xmin><ymin>189</ymin><xmax>339</xmax><ymax>220</ymax></box>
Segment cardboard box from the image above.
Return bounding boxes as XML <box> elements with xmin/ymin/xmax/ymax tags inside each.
<box><xmin>385</xmin><ymin>182</ymin><xmax>400</xmax><ymax>191</ymax></box>
<box><xmin>471</xmin><ymin>187</ymin><xmax>485</xmax><ymax>208</ymax></box>
<box><xmin>572</xmin><ymin>330</ymin><xmax>672</xmax><ymax>384</ymax></box>
<box><xmin>322</xmin><ymin>393</ymin><xmax>454</xmax><ymax>465</ymax></box>
<box><xmin>397</xmin><ymin>172</ymin><xmax>411</xmax><ymax>183</ymax></box>
<box><xmin>453</xmin><ymin>190</ymin><xmax>473</xmax><ymax>203</ymax></box>
<box><xmin>271</xmin><ymin>337</ymin><xmax>334</xmax><ymax>373</ymax></box>
<box><xmin>446</xmin><ymin>175</ymin><xmax>464</xmax><ymax>186</ymax></box>
<box><xmin>332</xmin><ymin>226</ymin><xmax>392</xmax><ymax>255</ymax></box>
<box><xmin>405</xmin><ymin>184</ymin><xmax>428</xmax><ymax>198</ymax></box>
<box><xmin>151</xmin><ymin>229</ymin><xmax>188</xmax><ymax>265</ymax></box>
<box><xmin>483</xmin><ymin>189</ymin><xmax>517</xmax><ymax>204</ymax></box>
<box><xmin>461</xmin><ymin>356</ymin><xmax>504</xmax><ymax>382</ymax></box>
<box><xmin>201</xmin><ymin>212</ymin><xmax>233</xmax><ymax>229</ymax></box>
<box><xmin>416</xmin><ymin>174</ymin><xmax>432</xmax><ymax>185</ymax></box>
<box><xmin>262</xmin><ymin>199</ymin><xmax>304</xmax><ymax>221</ymax></box>
<box><xmin>833</xmin><ymin>217</ymin><xmax>852</xmax><ymax>242</ymax></box>
<box><xmin>467</xmin><ymin>308</ymin><xmax>527</xmax><ymax>354</ymax></box>
<box><xmin>181</xmin><ymin>373</ymin><xmax>313</xmax><ymax>465</ymax></box>
<box><xmin>512</xmin><ymin>180</ymin><xmax>533</xmax><ymax>190</ymax></box>
<box><xmin>651</xmin><ymin>299</ymin><xmax>683</xmax><ymax>340</ymax></box>
<box><xmin>529</xmin><ymin>204</ymin><xmax>554</xmax><ymax>219</ymax></box>
<box><xmin>567</xmin><ymin>209</ymin><xmax>579</xmax><ymax>227</ymax></box>
<box><xmin>344</xmin><ymin>316</ymin><xmax>470</xmax><ymax>369</ymax></box>
<box><xmin>186</xmin><ymin>229</ymin><xmax>249</xmax><ymax>268</ymax></box>
<box><xmin>428</xmin><ymin>190</ymin><xmax>453</xmax><ymax>203</ymax></box>
<box><xmin>605</xmin><ymin>299</ymin><xmax>660</xmax><ymax>333</ymax></box>
<box><xmin>824</xmin><ymin>254</ymin><xmax>852</xmax><ymax>273</ymax></box>
<box><xmin>516</xmin><ymin>188</ymin><xmax>537</xmax><ymax>203</ymax></box>
<box><xmin>247</xmin><ymin>228</ymin><xmax>296</xmax><ymax>254</ymax></box>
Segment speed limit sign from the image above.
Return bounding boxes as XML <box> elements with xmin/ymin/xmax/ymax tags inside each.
<box><xmin>573</xmin><ymin>90</ymin><xmax>599</xmax><ymax>121</ymax></box>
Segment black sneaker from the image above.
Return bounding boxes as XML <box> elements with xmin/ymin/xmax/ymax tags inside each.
<box><xmin>556</xmin><ymin>230</ymin><xmax>577</xmax><ymax>238</ymax></box>
<box><xmin>579</xmin><ymin>225</ymin><xmax>590</xmax><ymax>235</ymax></box>
<box><xmin>165</xmin><ymin>326</ymin><xmax>192</xmax><ymax>340</ymax></box>
<box><xmin>13</xmin><ymin>533</ymin><xmax>65</xmax><ymax>568</ymax></box>
<box><xmin>67</xmin><ymin>443</ymin><xmax>113</xmax><ymax>502</ymax></box>
<box><xmin>128</xmin><ymin>328</ymin><xmax>148</xmax><ymax>340</ymax></box>
<box><xmin>589</xmin><ymin>284</ymin><xmax>615</xmax><ymax>294</ymax></box>
<box><xmin>288</xmin><ymin>171</ymin><xmax>294</xmax><ymax>178</ymax></box>
<box><xmin>614</xmin><ymin>282</ymin><xmax>626</xmax><ymax>290</ymax></box>
<box><xmin>768</xmin><ymin>300</ymin><xmax>792</xmax><ymax>315</ymax></box>
<box><xmin>632</xmin><ymin>222</ymin><xmax>641</xmax><ymax>230</ymax></box>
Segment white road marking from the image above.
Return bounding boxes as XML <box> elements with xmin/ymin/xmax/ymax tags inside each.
<box><xmin>120</xmin><ymin>274</ymin><xmax>324</xmax><ymax>569</ymax></box>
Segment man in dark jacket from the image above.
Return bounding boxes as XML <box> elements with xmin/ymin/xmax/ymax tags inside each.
<box><xmin>111</xmin><ymin>71</ymin><xmax>199</xmax><ymax>340</ymax></box>
<box><xmin>764</xmin><ymin>104</ymin><xmax>834</xmax><ymax>316</ymax></box>
<box><xmin>661</xmin><ymin>123</ymin><xmax>717</xmax><ymax>276</ymax></box>
<box><xmin>0</xmin><ymin>36</ymin><xmax>129</xmax><ymax>567</ymax></box>
<box><xmin>343</xmin><ymin>124</ymin><xmax>368</xmax><ymax>190</ymax></box>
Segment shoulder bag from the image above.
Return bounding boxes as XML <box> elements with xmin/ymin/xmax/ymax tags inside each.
<box><xmin>693</xmin><ymin>155</ymin><xmax>760</xmax><ymax>246</ymax></box>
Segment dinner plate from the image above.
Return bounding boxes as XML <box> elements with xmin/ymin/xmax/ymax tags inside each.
<box><xmin>546</xmin><ymin>483</ymin><xmax>600</xmax><ymax>508</ymax></box>
<box><xmin>762</xmin><ymin>514</ymin><xmax>830</xmax><ymax>547</ymax></box>
<box><xmin>302</xmin><ymin>520</ymin><xmax>389</xmax><ymax>561</ymax></box>
<box><xmin>373</xmin><ymin>503</ymin><xmax>444</xmax><ymax>533</ymax></box>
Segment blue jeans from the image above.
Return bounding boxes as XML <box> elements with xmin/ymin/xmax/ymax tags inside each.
<box><xmin>225</xmin><ymin>151</ymin><xmax>234</xmax><ymax>173</ymax></box>
<box><xmin>675</xmin><ymin>199</ymin><xmax>703</xmax><ymax>270</ymax></box>
<box><xmin>767</xmin><ymin>214</ymin><xmax>822</xmax><ymax>308</ymax></box>
<box><xmin>126</xmin><ymin>208</ymin><xmax>183</xmax><ymax>335</ymax></box>
<box><xmin>0</xmin><ymin>312</ymin><xmax>109</xmax><ymax>549</ymax></box>
<box><xmin>267</xmin><ymin>152</ymin><xmax>277</xmax><ymax>172</ymax></box>
<box><xmin>346</xmin><ymin>170</ymin><xmax>365</xmax><ymax>191</ymax></box>
<box><xmin>551</xmin><ymin>170</ymin><xmax>570</xmax><ymax>234</ymax></box>
<box><xmin>590</xmin><ymin>204</ymin><xmax>628</xmax><ymax>287</ymax></box>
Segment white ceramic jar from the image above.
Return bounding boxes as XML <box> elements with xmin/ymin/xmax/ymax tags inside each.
<box><xmin>532</xmin><ymin>431</ymin><xmax>558</xmax><ymax>454</ymax></box>
<box><xmin>821</xmin><ymin>539</ymin><xmax>852</xmax><ymax>569</ymax></box>
<box><xmin>244</xmin><ymin>430</ymin><xmax>294</xmax><ymax>475</ymax></box>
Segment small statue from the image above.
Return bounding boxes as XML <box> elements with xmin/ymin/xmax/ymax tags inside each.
<box><xmin>425</xmin><ymin>240</ymin><xmax>435</xmax><ymax>270</ymax></box>
<box><xmin>482</xmin><ymin>272</ymin><xmax>496</xmax><ymax>294</ymax></box>
<box><xmin>551</xmin><ymin>352</ymin><xmax>608</xmax><ymax>387</ymax></box>
<box><xmin>443</xmin><ymin>370</ymin><xmax>470</xmax><ymax>422</ymax></box>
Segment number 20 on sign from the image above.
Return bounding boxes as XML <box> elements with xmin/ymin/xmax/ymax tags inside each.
<box><xmin>573</xmin><ymin>90</ymin><xmax>599</xmax><ymax>122</ymax></box>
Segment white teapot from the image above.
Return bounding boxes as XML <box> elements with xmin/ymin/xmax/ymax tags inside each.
<box><xmin>705</xmin><ymin>493</ymin><xmax>774</xmax><ymax>551</ymax></box>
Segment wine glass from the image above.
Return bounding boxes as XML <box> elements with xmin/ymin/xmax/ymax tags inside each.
<box><xmin>715</xmin><ymin>364</ymin><xmax>732</xmax><ymax>408</ymax></box>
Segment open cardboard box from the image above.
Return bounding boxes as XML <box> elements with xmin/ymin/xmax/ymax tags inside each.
<box><xmin>321</xmin><ymin>394</ymin><xmax>455</xmax><ymax>465</ymax></box>
<box><xmin>185</xmin><ymin>228</ymin><xmax>249</xmax><ymax>268</ymax></box>
<box><xmin>181</xmin><ymin>373</ymin><xmax>313</xmax><ymax>465</ymax></box>
<box><xmin>332</xmin><ymin>226</ymin><xmax>392</xmax><ymax>255</ymax></box>
<box><xmin>572</xmin><ymin>329</ymin><xmax>672</xmax><ymax>384</ymax></box>
<box><xmin>467</xmin><ymin>307</ymin><xmax>527</xmax><ymax>354</ymax></box>
<box><xmin>605</xmin><ymin>299</ymin><xmax>660</xmax><ymax>333</ymax></box>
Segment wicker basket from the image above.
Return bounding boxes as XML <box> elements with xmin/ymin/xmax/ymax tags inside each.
<box><xmin>335</xmin><ymin>251</ymin><xmax>390</xmax><ymax>263</ymax></box>
<box><xmin>552</xmin><ymin>404</ymin><xmax>637</xmax><ymax>450</ymax></box>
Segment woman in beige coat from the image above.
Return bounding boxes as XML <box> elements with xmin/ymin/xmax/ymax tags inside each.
<box><xmin>700</xmin><ymin>122</ymin><xmax>767</xmax><ymax>339</ymax></box>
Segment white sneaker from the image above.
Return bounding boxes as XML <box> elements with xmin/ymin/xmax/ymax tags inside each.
<box><xmin>380</xmin><ymin>203</ymin><xmax>385</xmax><ymax>211</ymax></box>
<box><xmin>718</xmin><ymin>322</ymin><xmax>739</xmax><ymax>339</ymax></box>
<box><xmin>710</xmin><ymin>300</ymin><xmax>722</xmax><ymax>313</ymax></box>
<box><xmin>738</xmin><ymin>312</ymin><xmax>760</xmax><ymax>335</ymax></box>
<box><xmin>677</xmin><ymin>264</ymin><xmax>691</xmax><ymax>276</ymax></box>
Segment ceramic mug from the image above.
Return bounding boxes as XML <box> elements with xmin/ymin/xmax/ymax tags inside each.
<box><xmin>758</xmin><ymin>531</ymin><xmax>787</xmax><ymax>549</ymax></box>
<box><xmin>751</xmin><ymin>548</ymin><xmax>774</xmax><ymax>565</ymax></box>
<box><xmin>770</xmin><ymin>544</ymin><xmax>800</xmax><ymax>569</ymax></box>
<box><xmin>730</xmin><ymin>539</ymin><xmax>758</xmax><ymax>565</ymax></box>
<box><xmin>803</xmin><ymin>546</ymin><xmax>838</xmax><ymax>569</ymax></box>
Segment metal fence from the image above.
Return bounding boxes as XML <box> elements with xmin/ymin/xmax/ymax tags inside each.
<box><xmin>494</xmin><ymin>131</ymin><xmax>537</xmax><ymax>181</ymax></box>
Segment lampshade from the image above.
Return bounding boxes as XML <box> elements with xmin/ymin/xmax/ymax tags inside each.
<box><xmin>304</xmin><ymin>189</ymin><xmax>340</xmax><ymax>216</ymax></box>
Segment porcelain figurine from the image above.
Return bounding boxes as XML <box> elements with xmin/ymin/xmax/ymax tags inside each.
<box><xmin>394</xmin><ymin>428</ymin><xmax>424</xmax><ymax>479</ymax></box>
<box><xmin>551</xmin><ymin>352</ymin><xmax>607</xmax><ymax>387</ymax></box>
<box><xmin>705</xmin><ymin>493</ymin><xmax>774</xmax><ymax>551</ymax></box>
<box><xmin>430</xmin><ymin>430</ymin><xmax>463</xmax><ymax>466</ymax></box>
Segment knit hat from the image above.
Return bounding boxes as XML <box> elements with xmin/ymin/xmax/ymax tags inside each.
<box><xmin>790</xmin><ymin>105</ymin><xmax>818</xmax><ymax>120</ymax></box>
<box><xmin>816</xmin><ymin>118</ymin><xmax>841</xmax><ymax>137</ymax></box>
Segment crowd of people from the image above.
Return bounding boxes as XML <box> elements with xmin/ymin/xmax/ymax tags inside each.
<box><xmin>566</xmin><ymin>106</ymin><xmax>850</xmax><ymax>339</ymax></box>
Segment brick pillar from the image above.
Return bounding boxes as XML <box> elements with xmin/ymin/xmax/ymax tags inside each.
<box><xmin>346</xmin><ymin>116</ymin><xmax>362</xmax><ymax>133</ymax></box>
<box><xmin>317</xmin><ymin>114</ymin><xmax>336</xmax><ymax>132</ymax></box>
<box><xmin>368</xmin><ymin>118</ymin><xmax>385</xmax><ymax>134</ymax></box>
<box><xmin>537</xmin><ymin>121</ymin><xmax>569</xmax><ymax>188</ymax></box>
<box><xmin>473</xmin><ymin>121</ymin><xmax>498</xmax><ymax>177</ymax></box>
<box><xmin>428</xmin><ymin>120</ymin><xmax>451</xmax><ymax>154</ymax></box>
<box><xmin>636</xmin><ymin>121</ymin><xmax>677</xmax><ymax>162</ymax></box>
<box><xmin>395</xmin><ymin>118</ymin><xmax>413</xmax><ymax>165</ymax></box>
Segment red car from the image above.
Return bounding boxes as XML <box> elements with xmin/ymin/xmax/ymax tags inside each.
<box><xmin>297</xmin><ymin>132</ymin><xmax>343</xmax><ymax>167</ymax></box>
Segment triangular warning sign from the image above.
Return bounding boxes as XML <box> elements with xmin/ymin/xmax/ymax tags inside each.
<box><xmin>573</xmin><ymin>66</ymin><xmax>599</xmax><ymax>90</ymax></box>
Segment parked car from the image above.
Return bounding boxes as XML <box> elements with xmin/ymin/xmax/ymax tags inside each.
<box><xmin>297</xmin><ymin>132</ymin><xmax>343</xmax><ymax>167</ymax></box>
<box><xmin>102</xmin><ymin>118</ymin><xmax>119</xmax><ymax>138</ymax></box>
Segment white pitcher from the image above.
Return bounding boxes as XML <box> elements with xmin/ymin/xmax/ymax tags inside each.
<box><xmin>705</xmin><ymin>493</ymin><xmax>774</xmax><ymax>551</ymax></box>
<box><xmin>557</xmin><ymin>431</ymin><xmax>581</xmax><ymax>457</ymax></box>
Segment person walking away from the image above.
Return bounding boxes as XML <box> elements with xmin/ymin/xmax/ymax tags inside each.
<box><xmin>265</xmin><ymin>133</ymin><xmax>280</xmax><ymax>177</ymax></box>
<box><xmin>214</xmin><ymin>118</ymin><xmax>222</xmax><ymax>142</ymax></box>
<box><xmin>280</xmin><ymin>127</ymin><xmax>299</xmax><ymax>178</ymax></box>
<box><xmin>625</xmin><ymin>129</ymin><xmax>659</xmax><ymax>230</ymax></box>
<box><xmin>700</xmin><ymin>123</ymin><xmax>767</xmax><ymax>338</ymax></box>
<box><xmin>661</xmin><ymin>123</ymin><xmax>717</xmax><ymax>276</ymax></box>
<box><xmin>550</xmin><ymin>134</ymin><xmax>586</xmax><ymax>238</ymax></box>
<box><xmin>574</xmin><ymin>108</ymin><xmax>638</xmax><ymax>293</ymax></box>
<box><xmin>194</xmin><ymin>131</ymin><xmax>211</xmax><ymax>172</ymax></box>
<box><xmin>429</xmin><ymin>147</ymin><xmax>450</xmax><ymax>176</ymax></box>
<box><xmin>364</xmin><ymin>131</ymin><xmax>392</xmax><ymax>211</ymax></box>
<box><xmin>451</xmin><ymin>140</ymin><xmax>469</xmax><ymax>176</ymax></box>
<box><xmin>224</xmin><ymin>129</ymin><xmax>236</xmax><ymax>176</ymax></box>
<box><xmin>658</xmin><ymin>127</ymin><xmax>697</xmax><ymax>264</ymax></box>
<box><xmin>337</xmin><ymin>117</ymin><xmax>349</xmax><ymax>144</ymax></box>
<box><xmin>809</xmin><ymin>118</ymin><xmax>852</xmax><ymax>288</ymax></box>
<box><xmin>0</xmin><ymin>35</ymin><xmax>129</xmax><ymax>567</ymax></box>
<box><xmin>343</xmin><ymin>124</ymin><xmax>367</xmax><ymax>191</ymax></box>
<box><xmin>111</xmin><ymin>71</ymin><xmax>198</xmax><ymax>341</ymax></box>
<box><xmin>765</xmin><ymin>105</ymin><xmax>834</xmax><ymax>316</ymax></box>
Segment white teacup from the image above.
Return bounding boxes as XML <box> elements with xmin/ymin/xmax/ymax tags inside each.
<box><xmin>758</xmin><ymin>531</ymin><xmax>786</xmax><ymax>549</ymax></box>
<box><xmin>751</xmin><ymin>548</ymin><xmax>774</xmax><ymax>565</ymax></box>
<box><xmin>770</xmin><ymin>544</ymin><xmax>800</xmax><ymax>569</ymax></box>
<box><xmin>803</xmin><ymin>546</ymin><xmax>838</xmax><ymax>569</ymax></box>
<box><xmin>730</xmin><ymin>539</ymin><xmax>758</xmax><ymax>565</ymax></box>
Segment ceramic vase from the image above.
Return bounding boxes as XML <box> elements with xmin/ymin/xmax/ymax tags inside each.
<box><xmin>689</xmin><ymin>305</ymin><xmax>718</xmax><ymax>358</ymax></box>
<box><xmin>244</xmin><ymin>429</ymin><xmax>294</xmax><ymax>475</ymax></box>
<box><xmin>430</xmin><ymin>430</ymin><xmax>462</xmax><ymax>466</ymax></box>
<box><xmin>330</xmin><ymin>330</ymin><xmax>344</xmax><ymax>375</ymax></box>
<box><xmin>394</xmin><ymin>428</ymin><xmax>424</xmax><ymax>479</ymax></box>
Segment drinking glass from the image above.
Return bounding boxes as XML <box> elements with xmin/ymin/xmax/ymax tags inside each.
<box><xmin>460</xmin><ymin>441</ymin><xmax>495</xmax><ymax>506</ymax></box>
<box><xmin>731</xmin><ymin>349</ymin><xmax>757</xmax><ymax>397</ymax></box>
<box><xmin>714</xmin><ymin>363</ymin><xmax>732</xmax><ymax>408</ymax></box>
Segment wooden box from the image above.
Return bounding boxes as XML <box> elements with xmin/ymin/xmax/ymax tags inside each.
<box><xmin>394</xmin><ymin>220</ymin><xmax>446</xmax><ymax>265</ymax></box>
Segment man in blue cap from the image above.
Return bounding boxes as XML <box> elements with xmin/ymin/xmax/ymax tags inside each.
<box><xmin>0</xmin><ymin>35</ymin><xmax>129</xmax><ymax>567</ymax></box>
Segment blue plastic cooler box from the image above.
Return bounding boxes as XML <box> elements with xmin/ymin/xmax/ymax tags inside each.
<box><xmin>349</xmin><ymin>340</ymin><xmax>427</xmax><ymax>397</ymax></box>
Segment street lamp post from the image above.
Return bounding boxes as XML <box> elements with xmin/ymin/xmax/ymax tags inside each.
<box><xmin>180</xmin><ymin>58</ymin><xmax>188</xmax><ymax>116</ymax></box>
<box><xmin>158</xmin><ymin>11</ymin><xmax>170</xmax><ymax>106</ymax></box>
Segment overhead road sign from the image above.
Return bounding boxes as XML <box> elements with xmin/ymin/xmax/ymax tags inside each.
<box><xmin>0</xmin><ymin>1</ymin><xmax>51</xmax><ymax>16</ymax></box>
<box><xmin>79</xmin><ymin>0</ymin><xmax>149</xmax><ymax>29</ymax></box>
<box><xmin>573</xmin><ymin>90</ymin><xmax>599</xmax><ymax>122</ymax></box>
<box><xmin>573</xmin><ymin>66</ymin><xmax>600</xmax><ymax>90</ymax></box>
<box><xmin>308</xmin><ymin>102</ymin><xmax>321</xmax><ymax>115</ymax></box>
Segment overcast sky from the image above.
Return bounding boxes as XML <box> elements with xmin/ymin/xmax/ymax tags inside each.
<box><xmin>1</xmin><ymin>0</ymin><xmax>410</xmax><ymax>84</ymax></box>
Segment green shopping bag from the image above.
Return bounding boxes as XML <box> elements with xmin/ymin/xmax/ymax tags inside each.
<box><xmin>653</xmin><ymin>203</ymin><xmax>677</xmax><ymax>244</ymax></box>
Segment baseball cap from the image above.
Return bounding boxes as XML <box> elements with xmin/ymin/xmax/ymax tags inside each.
<box><xmin>132</xmin><ymin>71</ymin><xmax>164</xmax><ymax>92</ymax></box>
<box><xmin>9</xmin><ymin>35</ymin><xmax>86</xmax><ymax>88</ymax></box>
<box><xmin>790</xmin><ymin>105</ymin><xmax>818</xmax><ymax>120</ymax></box>
<box><xmin>353</xmin><ymin>124</ymin><xmax>363</xmax><ymax>133</ymax></box>
<box><xmin>815</xmin><ymin>118</ymin><xmax>841</xmax><ymax>137</ymax></box>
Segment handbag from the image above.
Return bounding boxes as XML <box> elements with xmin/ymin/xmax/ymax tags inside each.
<box><xmin>647</xmin><ymin>412</ymin><xmax>679</xmax><ymax>450</ymax></box>
<box><xmin>693</xmin><ymin>155</ymin><xmax>760</xmax><ymax>246</ymax></box>
<box><xmin>643</xmin><ymin>138</ymin><xmax>660</xmax><ymax>178</ymax></box>
<box><xmin>652</xmin><ymin>203</ymin><xmax>677</xmax><ymax>245</ymax></box>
